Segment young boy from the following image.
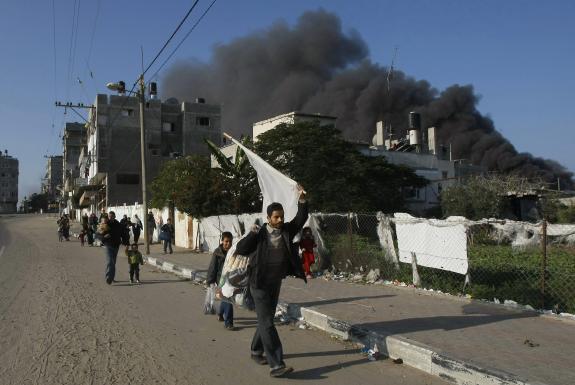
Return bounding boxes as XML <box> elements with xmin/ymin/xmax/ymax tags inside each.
<box><xmin>206</xmin><ymin>232</ymin><xmax>234</xmax><ymax>329</ymax></box>
<box><xmin>125</xmin><ymin>243</ymin><xmax>144</xmax><ymax>284</ymax></box>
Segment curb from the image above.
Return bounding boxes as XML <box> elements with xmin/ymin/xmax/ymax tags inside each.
<box><xmin>144</xmin><ymin>254</ymin><xmax>541</xmax><ymax>385</ymax></box>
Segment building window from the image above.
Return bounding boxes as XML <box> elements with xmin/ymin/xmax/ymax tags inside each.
<box><xmin>121</xmin><ymin>109</ymin><xmax>134</xmax><ymax>117</ymax></box>
<box><xmin>116</xmin><ymin>174</ymin><xmax>139</xmax><ymax>184</ymax></box>
<box><xmin>162</xmin><ymin>122</ymin><xmax>176</xmax><ymax>132</ymax></box>
<box><xmin>196</xmin><ymin>117</ymin><xmax>210</xmax><ymax>126</ymax></box>
<box><xmin>403</xmin><ymin>187</ymin><xmax>421</xmax><ymax>200</ymax></box>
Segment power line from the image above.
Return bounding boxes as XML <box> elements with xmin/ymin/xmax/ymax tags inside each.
<box><xmin>48</xmin><ymin>0</ymin><xmax>59</xmax><ymax>155</ymax></box>
<box><xmin>65</xmin><ymin>0</ymin><xmax>81</xmax><ymax>100</ymax></box>
<box><xmin>106</xmin><ymin>1</ymin><xmax>202</xmax><ymax>140</ymax></box>
<box><xmin>148</xmin><ymin>0</ymin><xmax>218</xmax><ymax>83</ymax></box>
<box><xmin>141</xmin><ymin>0</ymin><xmax>201</xmax><ymax>78</ymax></box>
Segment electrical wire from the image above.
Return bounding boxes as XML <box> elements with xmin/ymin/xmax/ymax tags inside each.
<box><xmin>148</xmin><ymin>0</ymin><xmax>218</xmax><ymax>83</ymax></box>
<box><xmin>47</xmin><ymin>0</ymin><xmax>59</xmax><ymax>155</ymax></box>
<box><xmin>141</xmin><ymin>0</ymin><xmax>201</xmax><ymax>78</ymax></box>
<box><xmin>105</xmin><ymin>0</ymin><xmax>203</xmax><ymax>140</ymax></box>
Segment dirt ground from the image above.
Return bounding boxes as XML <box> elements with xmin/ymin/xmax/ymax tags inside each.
<box><xmin>0</xmin><ymin>214</ymin><xmax>446</xmax><ymax>385</ymax></box>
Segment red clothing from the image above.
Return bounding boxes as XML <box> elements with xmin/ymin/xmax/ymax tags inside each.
<box><xmin>300</xmin><ymin>238</ymin><xmax>316</xmax><ymax>276</ymax></box>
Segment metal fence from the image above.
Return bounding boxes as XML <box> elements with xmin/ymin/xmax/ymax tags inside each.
<box><xmin>311</xmin><ymin>213</ymin><xmax>575</xmax><ymax>314</ymax></box>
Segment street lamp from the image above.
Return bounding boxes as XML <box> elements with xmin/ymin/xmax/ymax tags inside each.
<box><xmin>107</xmin><ymin>76</ymin><xmax>150</xmax><ymax>254</ymax></box>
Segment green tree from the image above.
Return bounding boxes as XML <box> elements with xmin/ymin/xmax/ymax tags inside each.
<box><xmin>441</xmin><ymin>175</ymin><xmax>546</xmax><ymax>220</ymax></box>
<box><xmin>205</xmin><ymin>136</ymin><xmax>261</xmax><ymax>214</ymax></box>
<box><xmin>254</xmin><ymin>122</ymin><xmax>427</xmax><ymax>212</ymax></box>
<box><xmin>29</xmin><ymin>193</ymin><xmax>49</xmax><ymax>212</ymax></box>
<box><xmin>149</xmin><ymin>155</ymin><xmax>226</xmax><ymax>218</ymax></box>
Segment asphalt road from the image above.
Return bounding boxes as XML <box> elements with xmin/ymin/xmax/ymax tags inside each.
<box><xmin>0</xmin><ymin>214</ymin><xmax>446</xmax><ymax>385</ymax></box>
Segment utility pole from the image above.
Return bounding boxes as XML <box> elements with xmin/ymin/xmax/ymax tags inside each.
<box><xmin>138</xmin><ymin>74</ymin><xmax>150</xmax><ymax>255</ymax></box>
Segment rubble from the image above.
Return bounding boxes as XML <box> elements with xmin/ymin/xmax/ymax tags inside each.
<box><xmin>366</xmin><ymin>268</ymin><xmax>380</xmax><ymax>283</ymax></box>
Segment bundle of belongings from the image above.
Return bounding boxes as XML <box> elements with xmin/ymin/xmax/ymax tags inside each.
<box><xmin>216</xmin><ymin>251</ymin><xmax>255</xmax><ymax>310</ymax></box>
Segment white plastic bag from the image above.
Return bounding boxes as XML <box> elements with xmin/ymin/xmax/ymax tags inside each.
<box><xmin>203</xmin><ymin>284</ymin><xmax>216</xmax><ymax>314</ymax></box>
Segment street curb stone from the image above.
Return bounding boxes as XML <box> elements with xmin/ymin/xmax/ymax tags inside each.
<box><xmin>144</xmin><ymin>255</ymin><xmax>541</xmax><ymax>385</ymax></box>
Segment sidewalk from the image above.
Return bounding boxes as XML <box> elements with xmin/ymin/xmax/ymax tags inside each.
<box><xmin>145</xmin><ymin>245</ymin><xmax>575</xmax><ymax>385</ymax></box>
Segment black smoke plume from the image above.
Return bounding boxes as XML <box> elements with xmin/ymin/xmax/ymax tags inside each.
<box><xmin>162</xmin><ymin>9</ymin><xmax>573</xmax><ymax>189</ymax></box>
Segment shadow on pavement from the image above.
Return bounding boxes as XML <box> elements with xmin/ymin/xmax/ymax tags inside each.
<box><xmin>285</xmin><ymin>357</ymin><xmax>369</xmax><ymax>380</ymax></box>
<box><xmin>354</xmin><ymin>303</ymin><xmax>538</xmax><ymax>335</ymax></box>
<box><xmin>284</xmin><ymin>348</ymin><xmax>361</xmax><ymax>359</ymax></box>
<box><xmin>112</xmin><ymin>279</ymin><xmax>188</xmax><ymax>287</ymax></box>
<box><xmin>292</xmin><ymin>294</ymin><xmax>395</xmax><ymax>308</ymax></box>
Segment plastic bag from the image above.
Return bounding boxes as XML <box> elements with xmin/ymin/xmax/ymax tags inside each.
<box><xmin>203</xmin><ymin>284</ymin><xmax>216</xmax><ymax>315</ymax></box>
<box><xmin>221</xmin><ymin>286</ymin><xmax>255</xmax><ymax>312</ymax></box>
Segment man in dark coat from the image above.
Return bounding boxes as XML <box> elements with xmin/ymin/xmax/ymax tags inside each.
<box><xmin>235</xmin><ymin>187</ymin><xmax>308</xmax><ymax>378</ymax></box>
<box><xmin>206</xmin><ymin>232</ymin><xmax>234</xmax><ymax>329</ymax></box>
<box><xmin>120</xmin><ymin>215</ymin><xmax>131</xmax><ymax>246</ymax></box>
<box><xmin>100</xmin><ymin>211</ymin><xmax>123</xmax><ymax>284</ymax></box>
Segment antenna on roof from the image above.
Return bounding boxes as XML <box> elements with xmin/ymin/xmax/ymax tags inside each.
<box><xmin>386</xmin><ymin>46</ymin><xmax>399</xmax><ymax>93</ymax></box>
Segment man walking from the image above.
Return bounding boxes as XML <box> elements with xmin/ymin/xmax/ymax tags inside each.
<box><xmin>99</xmin><ymin>211</ymin><xmax>123</xmax><ymax>285</ymax></box>
<box><xmin>235</xmin><ymin>186</ymin><xmax>308</xmax><ymax>378</ymax></box>
<box><xmin>147</xmin><ymin>211</ymin><xmax>156</xmax><ymax>244</ymax></box>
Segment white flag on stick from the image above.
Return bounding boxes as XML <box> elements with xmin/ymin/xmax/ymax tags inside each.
<box><xmin>224</xmin><ymin>133</ymin><xmax>300</xmax><ymax>221</ymax></box>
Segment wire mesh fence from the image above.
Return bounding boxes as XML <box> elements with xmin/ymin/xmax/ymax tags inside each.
<box><xmin>311</xmin><ymin>212</ymin><xmax>575</xmax><ymax>314</ymax></box>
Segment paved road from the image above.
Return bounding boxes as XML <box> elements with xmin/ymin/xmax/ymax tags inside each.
<box><xmin>0</xmin><ymin>214</ymin><xmax>447</xmax><ymax>385</ymax></box>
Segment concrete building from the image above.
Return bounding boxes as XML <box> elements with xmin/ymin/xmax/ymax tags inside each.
<box><xmin>212</xmin><ymin>111</ymin><xmax>483</xmax><ymax>216</ymax></box>
<box><xmin>212</xmin><ymin>111</ymin><xmax>337</xmax><ymax>168</ymax></box>
<box><xmin>78</xmin><ymin>91</ymin><xmax>221</xmax><ymax>212</ymax></box>
<box><xmin>42</xmin><ymin>155</ymin><xmax>63</xmax><ymax>196</ymax></box>
<box><xmin>42</xmin><ymin>155</ymin><xmax>63</xmax><ymax>212</ymax></box>
<box><xmin>357</xmin><ymin>116</ymin><xmax>484</xmax><ymax>215</ymax></box>
<box><xmin>62</xmin><ymin>122</ymin><xmax>87</xmax><ymax>216</ymax></box>
<box><xmin>0</xmin><ymin>150</ymin><xmax>19</xmax><ymax>213</ymax></box>
<box><xmin>252</xmin><ymin>111</ymin><xmax>337</xmax><ymax>140</ymax></box>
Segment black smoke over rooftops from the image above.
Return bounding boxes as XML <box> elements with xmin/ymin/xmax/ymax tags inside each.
<box><xmin>163</xmin><ymin>9</ymin><xmax>573</xmax><ymax>189</ymax></box>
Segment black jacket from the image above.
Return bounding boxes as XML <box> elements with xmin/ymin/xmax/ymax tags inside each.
<box><xmin>206</xmin><ymin>245</ymin><xmax>227</xmax><ymax>285</ymax></box>
<box><xmin>236</xmin><ymin>201</ymin><xmax>309</xmax><ymax>289</ymax></box>
<box><xmin>102</xmin><ymin>219</ymin><xmax>123</xmax><ymax>248</ymax></box>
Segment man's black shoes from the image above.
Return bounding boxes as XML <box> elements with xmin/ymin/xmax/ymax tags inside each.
<box><xmin>270</xmin><ymin>366</ymin><xmax>293</xmax><ymax>378</ymax></box>
<box><xmin>251</xmin><ymin>355</ymin><xmax>268</xmax><ymax>365</ymax></box>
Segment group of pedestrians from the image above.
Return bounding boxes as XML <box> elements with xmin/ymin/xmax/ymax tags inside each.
<box><xmin>56</xmin><ymin>214</ymin><xmax>71</xmax><ymax>241</ymax></box>
<box><xmin>86</xmin><ymin>184</ymin><xmax>313</xmax><ymax>377</ymax></box>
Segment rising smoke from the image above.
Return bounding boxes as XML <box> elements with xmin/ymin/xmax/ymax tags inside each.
<box><xmin>162</xmin><ymin>9</ymin><xmax>573</xmax><ymax>188</ymax></box>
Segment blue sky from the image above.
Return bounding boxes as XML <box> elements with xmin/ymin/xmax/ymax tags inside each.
<box><xmin>1</xmin><ymin>0</ymin><xmax>574</xmax><ymax>199</ymax></box>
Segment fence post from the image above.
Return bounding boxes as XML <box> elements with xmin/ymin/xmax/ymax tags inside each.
<box><xmin>347</xmin><ymin>213</ymin><xmax>354</xmax><ymax>260</ymax></box>
<box><xmin>540</xmin><ymin>218</ymin><xmax>548</xmax><ymax>310</ymax></box>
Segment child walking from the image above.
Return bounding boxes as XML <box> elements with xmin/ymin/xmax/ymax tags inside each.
<box><xmin>79</xmin><ymin>229</ymin><xmax>86</xmax><ymax>246</ymax></box>
<box><xmin>125</xmin><ymin>243</ymin><xmax>144</xmax><ymax>284</ymax></box>
<box><xmin>299</xmin><ymin>227</ymin><xmax>317</xmax><ymax>279</ymax></box>
<box><xmin>206</xmin><ymin>232</ymin><xmax>235</xmax><ymax>330</ymax></box>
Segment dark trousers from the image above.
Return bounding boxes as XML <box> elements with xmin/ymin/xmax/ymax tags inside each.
<box><xmin>219</xmin><ymin>301</ymin><xmax>234</xmax><ymax>327</ymax></box>
<box><xmin>105</xmin><ymin>246</ymin><xmax>119</xmax><ymax>282</ymax></box>
<box><xmin>87</xmin><ymin>231</ymin><xmax>94</xmax><ymax>245</ymax></box>
<box><xmin>129</xmin><ymin>263</ymin><xmax>140</xmax><ymax>281</ymax></box>
<box><xmin>133</xmin><ymin>231</ymin><xmax>140</xmax><ymax>244</ymax></box>
<box><xmin>163</xmin><ymin>239</ymin><xmax>173</xmax><ymax>253</ymax></box>
<box><xmin>250</xmin><ymin>281</ymin><xmax>285</xmax><ymax>370</ymax></box>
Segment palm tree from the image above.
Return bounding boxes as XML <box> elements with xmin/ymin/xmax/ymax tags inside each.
<box><xmin>205</xmin><ymin>136</ymin><xmax>261</xmax><ymax>214</ymax></box>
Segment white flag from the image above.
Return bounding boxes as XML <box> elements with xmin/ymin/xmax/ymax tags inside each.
<box><xmin>229</xmin><ymin>137</ymin><xmax>299</xmax><ymax>221</ymax></box>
